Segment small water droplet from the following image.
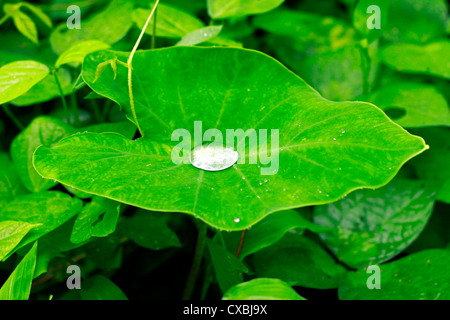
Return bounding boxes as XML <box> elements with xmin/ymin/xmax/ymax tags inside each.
<box><xmin>326</xmin><ymin>194</ymin><xmax>329</xmax><ymax>197</ymax></box>
<box><xmin>264</xmin><ymin>179</ymin><xmax>268</xmax><ymax>183</ymax></box>
<box><xmin>341</xmin><ymin>130</ymin><xmax>345</xmax><ymax>134</ymax></box>
<box><xmin>257</xmin><ymin>195</ymin><xmax>261</xmax><ymax>199</ymax></box>
<box><xmin>146</xmin><ymin>164</ymin><xmax>152</xmax><ymax>166</ymax></box>
<box><xmin>242</xmin><ymin>176</ymin><xmax>246</xmax><ymax>180</ymax></box>
<box><xmin>389</xmin><ymin>167</ymin><xmax>392</xmax><ymax>170</ymax></box>
<box><xmin>318</xmin><ymin>189</ymin><xmax>322</xmax><ymax>193</ymax></box>
<box><xmin>234</xmin><ymin>217</ymin><xmax>240</xmax><ymax>223</ymax></box>
<box><xmin>203</xmin><ymin>33</ymin><xmax>208</xmax><ymax>36</ymax></box>
<box><xmin>211</xmin><ymin>187</ymin><xmax>214</xmax><ymax>190</ymax></box>
<box><xmin>333</xmin><ymin>138</ymin><xmax>337</xmax><ymax>141</ymax></box>
<box><xmin>283</xmin><ymin>188</ymin><xmax>286</xmax><ymax>191</ymax></box>
<box><xmin>259</xmin><ymin>182</ymin><xmax>263</xmax><ymax>185</ymax></box>
<box><xmin>338</xmin><ymin>167</ymin><xmax>342</xmax><ymax>170</ymax></box>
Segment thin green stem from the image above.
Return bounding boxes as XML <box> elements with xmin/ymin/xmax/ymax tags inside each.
<box><xmin>53</xmin><ymin>69</ymin><xmax>70</xmax><ymax>124</ymax></box>
<box><xmin>2</xmin><ymin>104</ymin><xmax>24</xmax><ymax>130</ymax></box>
<box><xmin>151</xmin><ymin>6</ymin><xmax>157</xmax><ymax>49</ymax></box>
<box><xmin>70</xmin><ymin>92</ymin><xmax>80</xmax><ymax>127</ymax></box>
<box><xmin>182</xmin><ymin>221</ymin><xmax>207</xmax><ymax>300</ymax></box>
<box><xmin>0</xmin><ymin>13</ymin><xmax>10</xmax><ymax>26</ymax></box>
<box><xmin>127</xmin><ymin>0</ymin><xmax>160</xmax><ymax>137</ymax></box>
<box><xmin>359</xmin><ymin>42</ymin><xmax>371</xmax><ymax>96</ymax></box>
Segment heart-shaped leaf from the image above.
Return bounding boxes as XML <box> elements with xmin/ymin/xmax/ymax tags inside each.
<box><xmin>34</xmin><ymin>47</ymin><xmax>427</xmax><ymax>230</ymax></box>
<box><xmin>313</xmin><ymin>178</ymin><xmax>436</xmax><ymax>268</ymax></box>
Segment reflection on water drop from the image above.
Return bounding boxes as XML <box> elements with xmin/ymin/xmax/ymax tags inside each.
<box><xmin>234</xmin><ymin>217</ymin><xmax>240</xmax><ymax>223</ymax></box>
<box><xmin>191</xmin><ymin>144</ymin><xmax>238</xmax><ymax>172</ymax></box>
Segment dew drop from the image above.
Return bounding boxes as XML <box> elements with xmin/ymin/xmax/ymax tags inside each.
<box><xmin>264</xmin><ymin>179</ymin><xmax>268</xmax><ymax>183</ymax></box>
<box><xmin>341</xmin><ymin>130</ymin><xmax>345</xmax><ymax>134</ymax></box>
<box><xmin>259</xmin><ymin>182</ymin><xmax>263</xmax><ymax>185</ymax></box>
<box><xmin>191</xmin><ymin>144</ymin><xmax>238</xmax><ymax>172</ymax></box>
<box><xmin>203</xmin><ymin>33</ymin><xmax>208</xmax><ymax>36</ymax></box>
<box><xmin>233</xmin><ymin>217</ymin><xmax>240</xmax><ymax>223</ymax></box>
<box><xmin>283</xmin><ymin>188</ymin><xmax>286</xmax><ymax>191</ymax></box>
<box><xmin>146</xmin><ymin>164</ymin><xmax>152</xmax><ymax>166</ymax></box>
<box><xmin>389</xmin><ymin>167</ymin><xmax>392</xmax><ymax>170</ymax></box>
<box><xmin>338</xmin><ymin>167</ymin><xmax>342</xmax><ymax>170</ymax></box>
<box><xmin>333</xmin><ymin>138</ymin><xmax>337</xmax><ymax>141</ymax></box>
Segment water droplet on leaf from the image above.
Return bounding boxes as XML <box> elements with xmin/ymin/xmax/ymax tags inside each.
<box><xmin>191</xmin><ymin>144</ymin><xmax>238</xmax><ymax>172</ymax></box>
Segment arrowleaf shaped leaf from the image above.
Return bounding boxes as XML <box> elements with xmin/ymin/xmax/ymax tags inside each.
<box><xmin>33</xmin><ymin>47</ymin><xmax>427</xmax><ymax>230</ymax></box>
<box><xmin>222</xmin><ymin>278</ymin><xmax>305</xmax><ymax>300</ymax></box>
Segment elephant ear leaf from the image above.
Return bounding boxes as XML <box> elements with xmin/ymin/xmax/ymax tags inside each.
<box><xmin>33</xmin><ymin>47</ymin><xmax>427</xmax><ymax>230</ymax></box>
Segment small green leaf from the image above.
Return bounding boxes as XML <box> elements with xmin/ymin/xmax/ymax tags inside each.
<box><xmin>117</xmin><ymin>210</ymin><xmax>181</xmax><ymax>250</ymax></box>
<box><xmin>380</xmin><ymin>40</ymin><xmax>450</xmax><ymax>79</ymax></box>
<box><xmin>0</xmin><ymin>191</ymin><xmax>83</xmax><ymax>257</ymax></box>
<box><xmin>314</xmin><ymin>179</ymin><xmax>436</xmax><ymax>268</ymax></box>
<box><xmin>11</xmin><ymin>116</ymin><xmax>72</xmax><ymax>192</ymax></box>
<box><xmin>0</xmin><ymin>60</ymin><xmax>49</xmax><ymax>104</ymax></box>
<box><xmin>0</xmin><ymin>221</ymin><xmax>40</xmax><ymax>261</ymax></box>
<box><xmin>383</xmin><ymin>0</ymin><xmax>447</xmax><ymax>44</ymax></box>
<box><xmin>220</xmin><ymin>209</ymin><xmax>333</xmax><ymax>259</ymax></box>
<box><xmin>11</xmin><ymin>68</ymin><xmax>73</xmax><ymax>106</ymax></box>
<box><xmin>0</xmin><ymin>152</ymin><xmax>28</xmax><ymax>211</ymax></box>
<box><xmin>207</xmin><ymin>0</ymin><xmax>285</xmax><ymax>19</ymax></box>
<box><xmin>11</xmin><ymin>10</ymin><xmax>38</xmax><ymax>44</ymax></box>
<box><xmin>222</xmin><ymin>278</ymin><xmax>306</xmax><ymax>300</ymax></box>
<box><xmin>81</xmin><ymin>275</ymin><xmax>128</xmax><ymax>300</ymax></box>
<box><xmin>409</xmin><ymin>128</ymin><xmax>450</xmax><ymax>204</ymax></box>
<box><xmin>254</xmin><ymin>233</ymin><xmax>348</xmax><ymax>289</ymax></box>
<box><xmin>367</xmin><ymin>83</ymin><xmax>450</xmax><ymax>128</ymax></box>
<box><xmin>20</xmin><ymin>2</ymin><xmax>52</xmax><ymax>28</ymax></box>
<box><xmin>70</xmin><ymin>196</ymin><xmax>120</xmax><ymax>243</ymax></box>
<box><xmin>56</xmin><ymin>40</ymin><xmax>111</xmax><ymax>68</ymax></box>
<box><xmin>0</xmin><ymin>242</ymin><xmax>37</xmax><ymax>300</ymax></box>
<box><xmin>50</xmin><ymin>0</ymin><xmax>134</xmax><ymax>54</ymax></box>
<box><xmin>132</xmin><ymin>4</ymin><xmax>204</xmax><ymax>38</ymax></box>
<box><xmin>339</xmin><ymin>249</ymin><xmax>450</xmax><ymax>300</ymax></box>
<box><xmin>206</xmin><ymin>239</ymin><xmax>248</xmax><ymax>292</ymax></box>
<box><xmin>176</xmin><ymin>26</ymin><xmax>223</xmax><ymax>46</ymax></box>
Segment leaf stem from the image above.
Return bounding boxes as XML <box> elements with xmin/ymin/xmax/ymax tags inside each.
<box><xmin>53</xmin><ymin>69</ymin><xmax>71</xmax><ymax>124</ymax></box>
<box><xmin>151</xmin><ymin>6</ymin><xmax>157</xmax><ymax>49</ymax></box>
<box><xmin>0</xmin><ymin>13</ymin><xmax>10</xmax><ymax>26</ymax></box>
<box><xmin>235</xmin><ymin>229</ymin><xmax>246</xmax><ymax>258</ymax></box>
<box><xmin>359</xmin><ymin>42</ymin><xmax>371</xmax><ymax>96</ymax></box>
<box><xmin>2</xmin><ymin>104</ymin><xmax>24</xmax><ymax>130</ymax></box>
<box><xmin>127</xmin><ymin>0</ymin><xmax>159</xmax><ymax>137</ymax></box>
<box><xmin>182</xmin><ymin>221</ymin><xmax>207</xmax><ymax>300</ymax></box>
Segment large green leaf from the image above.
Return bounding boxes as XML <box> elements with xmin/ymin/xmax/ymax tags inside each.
<box><xmin>379</xmin><ymin>40</ymin><xmax>450</xmax><ymax>79</ymax></box>
<box><xmin>313</xmin><ymin>179</ymin><xmax>435</xmax><ymax>269</ymax></box>
<box><xmin>6</xmin><ymin>5</ymin><xmax>38</xmax><ymax>44</ymax></box>
<box><xmin>0</xmin><ymin>60</ymin><xmax>49</xmax><ymax>104</ymax></box>
<box><xmin>0</xmin><ymin>192</ymin><xmax>83</xmax><ymax>257</ymax></box>
<box><xmin>207</xmin><ymin>0</ymin><xmax>285</xmax><ymax>19</ymax></box>
<box><xmin>222</xmin><ymin>278</ymin><xmax>305</xmax><ymax>300</ymax></box>
<box><xmin>33</xmin><ymin>47</ymin><xmax>427</xmax><ymax>230</ymax></box>
<box><xmin>366</xmin><ymin>82</ymin><xmax>450</xmax><ymax>128</ymax></box>
<box><xmin>0</xmin><ymin>242</ymin><xmax>37</xmax><ymax>300</ymax></box>
<box><xmin>339</xmin><ymin>249</ymin><xmax>450</xmax><ymax>300</ymax></box>
<box><xmin>254</xmin><ymin>232</ymin><xmax>347</xmax><ymax>289</ymax></box>
<box><xmin>0</xmin><ymin>221</ymin><xmax>40</xmax><ymax>261</ymax></box>
<box><xmin>220</xmin><ymin>209</ymin><xmax>332</xmax><ymax>259</ymax></box>
<box><xmin>11</xmin><ymin>116</ymin><xmax>72</xmax><ymax>192</ymax></box>
<box><xmin>50</xmin><ymin>0</ymin><xmax>134</xmax><ymax>54</ymax></box>
<box><xmin>0</xmin><ymin>153</ymin><xmax>28</xmax><ymax>211</ymax></box>
<box><xmin>132</xmin><ymin>4</ymin><xmax>204</xmax><ymax>38</ymax></box>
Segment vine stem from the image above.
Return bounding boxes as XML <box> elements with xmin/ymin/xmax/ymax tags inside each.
<box><xmin>127</xmin><ymin>0</ymin><xmax>159</xmax><ymax>137</ymax></box>
<box><xmin>182</xmin><ymin>221</ymin><xmax>207</xmax><ymax>300</ymax></box>
<box><xmin>2</xmin><ymin>104</ymin><xmax>24</xmax><ymax>130</ymax></box>
<box><xmin>53</xmin><ymin>69</ymin><xmax>71</xmax><ymax>124</ymax></box>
